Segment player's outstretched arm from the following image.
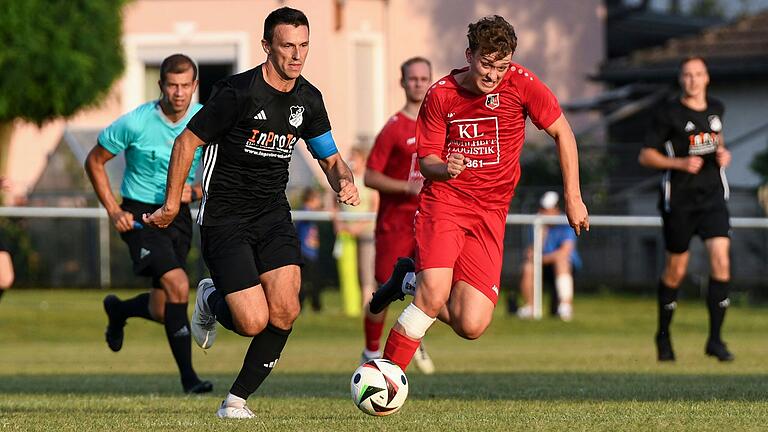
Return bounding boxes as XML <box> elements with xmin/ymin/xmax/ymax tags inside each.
<box><xmin>544</xmin><ymin>114</ymin><xmax>589</xmax><ymax>235</ymax></box>
<box><xmin>85</xmin><ymin>145</ymin><xmax>135</xmax><ymax>233</ymax></box>
<box><xmin>144</xmin><ymin>128</ymin><xmax>204</xmax><ymax>228</ymax></box>
<box><xmin>318</xmin><ymin>153</ymin><xmax>360</xmax><ymax>206</ymax></box>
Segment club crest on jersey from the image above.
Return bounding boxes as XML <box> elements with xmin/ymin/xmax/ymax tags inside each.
<box><xmin>708</xmin><ymin>115</ymin><xmax>722</xmax><ymax>132</ymax></box>
<box><xmin>485</xmin><ymin>93</ymin><xmax>500</xmax><ymax>110</ymax></box>
<box><xmin>289</xmin><ymin>105</ymin><xmax>305</xmax><ymax>128</ymax></box>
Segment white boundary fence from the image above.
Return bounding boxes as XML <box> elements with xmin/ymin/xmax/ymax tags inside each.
<box><xmin>2</xmin><ymin>207</ymin><xmax>767</xmax><ymax>319</ymax></box>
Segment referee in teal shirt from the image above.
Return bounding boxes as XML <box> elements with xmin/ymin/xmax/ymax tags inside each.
<box><xmin>85</xmin><ymin>54</ymin><xmax>211</xmax><ymax>394</ymax></box>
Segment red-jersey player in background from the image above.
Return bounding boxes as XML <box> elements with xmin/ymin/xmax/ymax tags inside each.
<box><xmin>362</xmin><ymin>57</ymin><xmax>435</xmax><ymax>374</ymax></box>
<box><xmin>369</xmin><ymin>15</ymin><xmax>589</xmax><ymax>372</ymax></box>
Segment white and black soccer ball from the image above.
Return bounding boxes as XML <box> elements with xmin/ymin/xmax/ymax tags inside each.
<box><xmin>350</xmin><ymin>359</ymin><xmax>409</xmax><ymax>416</ymax></box>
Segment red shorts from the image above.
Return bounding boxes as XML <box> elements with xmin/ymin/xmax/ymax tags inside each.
<box><xmin>374</xmin><ymin>229</ymin><xmax>416</xmax><ymax>285</ymax></box>
<box><xmin>414</xmin><ymin>200</ymin><xmax>507</xmax><ymax>304</ymax></box>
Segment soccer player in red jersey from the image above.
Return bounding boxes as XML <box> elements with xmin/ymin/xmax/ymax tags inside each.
<box><xmin>362</xmin><ymin>57</ymin><xmax>435</xmax><ymax>373</ymax></box>
<box><xmin>369</xmin><ymin>15</ymin><xmax>589</xmax><ymax>372</ymax></box>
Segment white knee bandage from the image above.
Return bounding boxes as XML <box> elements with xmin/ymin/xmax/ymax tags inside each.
<box><xmin>555</xmin><ymin>274</ymin><xmax>574</xmax><ymax>303</ymax></box>
<box><xmin>397</xmin><ymin>304</ymin><xmax>436</xmax><ymax>339</ymax></box>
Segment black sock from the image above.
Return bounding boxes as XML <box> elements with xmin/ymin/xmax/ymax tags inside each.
<box><xmin>658</xmin><ymin>280</ymin><xmax>678</xmax><ymax>336</ymax></box>
<box><xmin>206</xmin><ymin>289</ymin><xmax>234</xmax><ymax>331</ymax></box>
<box><xmin>707</xmin><ymin>278</ymin><xmax>730</xmax><ymax>342</ymax></box>
<box><xmin>229</xmin><ymin>324</ymin><xmax>291</xmax><ymax>399</ymax></box>
<box><xmin>118</xmin><ymin>292</ymin><xmax>154</xmax><ymax>321</ymax></box>
<box><xmin>163</xmin><ymin>302</ymin><xmax>199</xmax><ymax>389</ymax></box>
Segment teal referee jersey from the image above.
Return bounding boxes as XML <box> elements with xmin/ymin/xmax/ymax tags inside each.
<box><xmin>98</xmin><ymin>100</ymin><xmax>203</xmax><ymax>205</ymax></box>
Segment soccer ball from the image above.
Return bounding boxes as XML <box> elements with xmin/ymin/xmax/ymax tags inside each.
<box><xmin>350</xmin><ymin>359</ymin><xmax>409</xmax><ymax>416</ymax></box>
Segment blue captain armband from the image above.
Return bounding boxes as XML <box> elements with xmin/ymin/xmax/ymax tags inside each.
<box><xmin>306</xmin><ymin>131</ymin><xmax>339</xmax><ymax>159</ymax></box>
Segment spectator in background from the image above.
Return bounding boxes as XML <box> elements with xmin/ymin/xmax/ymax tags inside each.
<box><xmin>758</xmin><ymin>184</ymin><xmax>768</xmax><ymax>215</ymax></box>
<box><xmin>0</xmin><ymin>177</ymin><xmax>14</xmax><ymax>302</ymax></box>
<box><xmin>297</xmin><ymin>187</ymin><xmax>323</xmax><ymax>312</ymax></box>
<box><xmin>0</xmin><ymin>234</ymin><xmax>13</xmax><ymax>302</ymax></box>
<box><xmin>516</xmin><ymin>191</ymin><xmax>581</xmax><ymax>321</ymax></box>
<box><xmin>334</xmin><ymin>146</ymin><xmax>378</xmax><ymax>317</ymax></box>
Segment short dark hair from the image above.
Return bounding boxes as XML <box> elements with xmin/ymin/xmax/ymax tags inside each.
<box><xmin>400</xmin><ymin>57</ymin><xmax>432</xmax><ymax>82</ymax></box>
<box><xmin>467</xmin><ymin>15</ymin><xmax>517</xmax><ymax>60</ymax></box>
<box><xmin>160</xmin><ymin>54</ymin><xmax>197</xmax><ymax>83</ymax></box>
<box><xmin>264</xmin><ymin>7</ymin><xmax>310</xmax><ymax>43</ymax></box>
<box><xmin>679</xmin><ymin>55</ymin><xmax>708</xmax><ymax>71</ymax></box>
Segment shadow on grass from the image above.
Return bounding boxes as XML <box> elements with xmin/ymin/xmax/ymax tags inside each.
<box><xmin>1</xmin><ymin>372</ymin><xmax>766</xmax><ymax>401</ymax></box>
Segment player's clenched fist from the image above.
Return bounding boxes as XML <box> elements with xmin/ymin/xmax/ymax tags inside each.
<box><xmin>680</xmin><ymin>156</ymin><xmax>703</xmax><ymax>174</ymax></box>
<box><xmin>446</xmin><ymin>153</ymin><xmax>466</xmax><ymax>179</ymax></box>
<box><xmin>110</xmin><ymin>209</ymin><xmax>136</xmax><ymax>233</ymax></box>
<box><xmin>337</xmin><ymin>179</ymin><xmax>360</xmax><ymax>206</ymax></box>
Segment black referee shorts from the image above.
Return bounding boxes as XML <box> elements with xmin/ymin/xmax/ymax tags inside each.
<box><xmin>200</xmin><ymin>200</ymin><xmax>303</xmax><ymax>296</ymax></box>
<box><xmin>662</xmin><ymin>201</ymin><xmax>730</xmax><ymax>254</ymax></box>
<box><xmin>119</xmin><ymin>198</ymin><xmax>192</xmax><ymax>288</ymax></box>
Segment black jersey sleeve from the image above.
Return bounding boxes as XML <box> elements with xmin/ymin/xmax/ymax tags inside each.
<box><xmin>187</xmin><ymin>82</ymin><xmax>244</xmax><ymax>143</ymax></box>
<box><xmin>303</xmin><ymin>88</ymin><xmax>332</xmax><ymax>140</ymax></box>
<box><xmin>644</xmin><ymin>103</ymin><xmax>673</xmax><ymax>152</ymax></box>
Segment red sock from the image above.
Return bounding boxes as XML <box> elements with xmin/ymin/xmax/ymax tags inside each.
<box><xmin>364</xmin><ymin>316</ymin><xmax>385</xmax><ymax>352</ymax></box>
<box><xmin>383</xmin><ymin>328</ymin><xmax>420</xmax><ymax>371</ymax></box>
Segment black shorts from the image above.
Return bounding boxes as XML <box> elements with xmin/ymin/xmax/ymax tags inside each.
<box><xmin>662</xmin><ymin>202</ymin><xmax>730</xmax><ymax>254</ymax></box>
<box><xmin>200</xmin><ymin>200</ymin><xmax>302</xmax><ymax>296</ymax></box>
<box><xmin>119</xmin><ymin>198</ymin><xmax>192</xmax><ymax>288</ymax></box>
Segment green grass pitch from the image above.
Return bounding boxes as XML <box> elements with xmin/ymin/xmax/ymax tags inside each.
<box><xmin>1</xmin><ymin>289</ymin><xmax>767</xmax><ymax>431</ymax></box>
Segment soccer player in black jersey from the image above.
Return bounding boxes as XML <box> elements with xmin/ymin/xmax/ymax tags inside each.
<box><xmin>145</xmin><ymin>7</ymin><xmax>360</xmax><ymax>418</ymax></box>
<box><xmin>639</xmin><ymin>56</ymin><xmax>734</xmax><ymax>362</ymax></box>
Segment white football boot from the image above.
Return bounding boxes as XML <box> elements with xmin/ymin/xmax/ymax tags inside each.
<box><xmin>192</xmin><ymin>278</ymin><xmax>217</xmax><ymax>349</ymax></box>
<box><xmin>516</xmin><ymin>305</ymin><xmax>533</xmax><ymax>320</ymax></box>
<box><xmin>557</xmin><ymin>303</ymin><xmax>573</xmax><ymax>322</ymax></box>
<box><xmin>412</xmin><ymin>342</ymin><xmax>435</xmax><ymax>375</ymax></box>
<box><xmin>216</xmin><ymin>401</ymin><xmax>255</xmax><ymax>419</ymax></box>
<box><xmin>360</xmin><ymin>349</ymin><xmax>381</xmax><ymax>365</ymax></box>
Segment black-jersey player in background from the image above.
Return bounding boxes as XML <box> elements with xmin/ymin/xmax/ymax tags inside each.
<box><xmin>145</xmin><ymin>7</ymin><xmax>360</xmax><ymax>418</ymax></box>
<box><xmin>639</xmin><ymin>56</ymin><xmax>734</xmax><ymax>362</ymax></box>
